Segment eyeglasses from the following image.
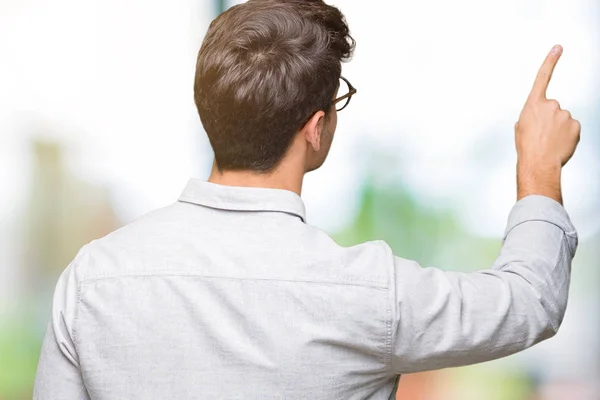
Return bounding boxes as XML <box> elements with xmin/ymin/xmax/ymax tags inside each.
<box><xmin>332</xmin><ymin>76</ymin><xmax>357</xmax><ymax>112</ymax></box>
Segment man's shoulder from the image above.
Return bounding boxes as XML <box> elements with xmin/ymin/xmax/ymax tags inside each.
<box><xmin>68</xmin><ymin>202</ymin><xmax>187</xmax><ymax>281</ymax></box>
<box><xmin>297</xmin><ymin>225</ymin><xmax>394</xmax><ymax>289</ymax></box>
<box><xmin>335</xmin><ymin>239</ymin><xmax>394</xmax><ymax>289</ymax></box>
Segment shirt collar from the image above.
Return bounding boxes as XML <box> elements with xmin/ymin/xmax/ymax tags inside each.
<box><xmin>178</xmin><ymin>179</ymin><xmax>306</xmax><ymax>223</ymax></box>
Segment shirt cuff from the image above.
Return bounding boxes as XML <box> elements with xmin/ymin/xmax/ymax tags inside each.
<box><xmin>503</xmin><ymin>195</ymin><xmax>578</xmax><ymax>250</ymax></box>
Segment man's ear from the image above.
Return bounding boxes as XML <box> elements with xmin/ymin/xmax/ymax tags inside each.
<box><xmin>301</xmin><ymin>111</ymin><xmax>326</xmax><ymax>152</ymax></box>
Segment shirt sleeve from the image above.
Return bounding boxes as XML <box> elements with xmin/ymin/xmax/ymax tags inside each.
<box><xmin>390</xmin><ymin>195</ymin><xmax>578</xmax><ymax>374</ymax></box>
<box><xmin>34</xmin><ymin>253</ymin><xmax>90</xmax><ymax>400</ymax></box>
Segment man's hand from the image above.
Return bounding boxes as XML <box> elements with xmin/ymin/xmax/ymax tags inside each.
<box><xmin>515</xmin><ymin>45</ymin><xmax>581</xmax><ymax>204</ymax></box>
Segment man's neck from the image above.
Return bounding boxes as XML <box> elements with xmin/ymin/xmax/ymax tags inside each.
<box><xmin>207</xmin><ymin>162</ymin><xmax>304</xmax><ymax>196</ymax></box>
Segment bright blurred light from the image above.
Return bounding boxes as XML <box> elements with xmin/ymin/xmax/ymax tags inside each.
<box><xmin>2</xmin><ymin>0</ymin><xmax>597</xmax><ymax>235</ymax></box>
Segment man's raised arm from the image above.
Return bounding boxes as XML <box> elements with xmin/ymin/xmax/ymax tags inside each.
<box><xmin>389</xmin><ymin>45</ymin><xmax>580</xmax><ymax>374</ymax></box>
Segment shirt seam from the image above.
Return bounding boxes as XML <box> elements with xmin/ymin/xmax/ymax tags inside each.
<box><xmin>386</xmin><ymin>289</ymin><xmax>393</xmax><ymax>369</ymax></box>
<box><xmin>72</xmin><ymin>280</ymin><xmax>83</xmax><ymax>354</ymax></box>
<box><xmin>380</xmin><ymin>242</ymin><xmax>394</xmax><ymax>372</ymax></box>
<box><xmin>71</xmin><ymin>243</ymin><xmax>94</xmax><ymax>361</ymax></box>
<box><xmin>80</xmin><ymin>272</ymin><xmax>389</xmax><ymax>290</ymax></box>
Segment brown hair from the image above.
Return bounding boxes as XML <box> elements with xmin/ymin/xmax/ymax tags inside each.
<box><xmin>194</xmin><ymin>0</ymin><xmax>355</xmax><ymax>172</ymax></box>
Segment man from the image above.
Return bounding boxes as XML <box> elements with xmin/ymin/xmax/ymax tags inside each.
<box><xmin>34</xmin><ymin>0</ymin><xmax>581</xmax><ymax>399</ymax></box>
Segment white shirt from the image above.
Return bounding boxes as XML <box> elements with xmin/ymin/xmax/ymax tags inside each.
<box><xmin>34</xmin><ymin>179</ymin><xmax>578</xmax><ymax>399</ymax></box>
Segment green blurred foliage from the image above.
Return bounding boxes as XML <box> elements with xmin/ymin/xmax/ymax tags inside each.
<box><xmin>333</xmin><ymin>181</ymin><xmax>501</xmax><ymax>272</ymax></box>
<box><xmin>0</xmin><ymin>312</ymin><xmax>40</xmax><ymax>400</ymax></box>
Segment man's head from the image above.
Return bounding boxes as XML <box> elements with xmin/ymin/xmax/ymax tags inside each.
<box><xmin>194</xmin><ymin>0</ymin><xmax>355</xmax><ymax>174</ymax></box>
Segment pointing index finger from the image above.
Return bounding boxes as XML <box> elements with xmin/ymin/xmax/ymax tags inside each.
<box><xmin>529</xmin><ymin>45</ymin><xmax>563</xmax><ymax>101</ymax></box>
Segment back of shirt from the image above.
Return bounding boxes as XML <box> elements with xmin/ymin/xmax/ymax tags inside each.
<box><xmin>34</xmin><ymin>180</ymin><xmax>577</xmax><ymax>400</ymax></box>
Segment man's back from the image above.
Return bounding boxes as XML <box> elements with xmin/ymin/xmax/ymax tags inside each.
<box><xmin>38</xmin><ymin>181</ymin><xmax>399</xmax><ymax>399</ymax></box>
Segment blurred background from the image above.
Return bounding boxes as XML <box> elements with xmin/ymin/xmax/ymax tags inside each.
<box><xmin>0</xmin><ymin>0</ymin><xmax>599</xmax><ymax>398</ymax></box>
